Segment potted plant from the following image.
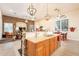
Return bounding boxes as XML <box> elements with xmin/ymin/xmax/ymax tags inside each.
<box><xmin>70</xmin><ymin>27</ymin><xmax>76</xmax><ymax>32</ymax></box>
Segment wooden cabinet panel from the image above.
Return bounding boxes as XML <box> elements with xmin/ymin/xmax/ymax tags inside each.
<box><xmin>36</xmin><ymin>46</ymin><xmax>45</xmax><ymax>56</ymax></box>
<box><xmin>25</xmin><ymin>40</ymin><xmax>36</xmax><ymax>56</ymax></box>
<box><xmin>24</xmin><ymin>35</ymin><xmax>60</xmax><ymax>56</ymax></box>
<box><xmin>44</xmin><ymin>39</ymin><xmax>49</xmax><ymax>56</ymax></box>
<box><xmin>36</xmin><ymin>41</ymin><xmax>44</xmax><ymax>48</ymax></box>
<box><xmin>54</xmin><ymin>37</ymin><xmax>58</xmax><ymax>49</ymax></box>
<box><xmin>27</xmin><ymin>49</ymin><xmax>35</xmax><ymax>56</ymax></box>
<box><xmin>49</xmin><ymin>37</ymin><xmax>55</xmax><ymax>55</ymax></box>
<box><xmin>49</xmin><ymin>36</ymin><xmax>59</xmax><ymax>55</ymax></box>
<box><xmin>36</xmin><ymin>41</ymin><xmax>44</xmax><ymax>56</ymax></box>
<box><xmin>45</xmin><ymin>46</ymin><xmax>49</xmax><ymax>56</ymax></box>
<box><xmin>36</xmin><ymin>39</ymin><xmax>49</xmax><ymax>56</ymax></box>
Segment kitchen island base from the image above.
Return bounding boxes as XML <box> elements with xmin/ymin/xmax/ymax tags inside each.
<box><xmin>24</xmin><ymin>35</ymin><xmax>61</xmax><ymax>56</ymax></box>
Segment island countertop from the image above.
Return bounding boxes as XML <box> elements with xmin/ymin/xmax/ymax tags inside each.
<box><xmin>25</xmin><ymin>33</ymin><xmax>60</xmax><ymax>43</ymax></box>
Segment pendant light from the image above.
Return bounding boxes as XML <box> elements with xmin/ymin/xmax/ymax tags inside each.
<box><xmin>45</xmin><ymin>3</ymin><xmax>51</xmax><ymax>21</ymax></box>
<box><xmin>27</xmin><ymin>3</ymin><xmax>37</xmax><ymax>16</ymax></box>
<box><xmin>26</xmin><ymin>3</ymin><xmax>37</xmax><ymax>21</ymax></box>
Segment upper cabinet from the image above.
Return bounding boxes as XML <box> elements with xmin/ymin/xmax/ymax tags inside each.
<box><xmin>27</xmin><ymin>20</ymin><xmax>35</xmax><ymax>32</ymax></box>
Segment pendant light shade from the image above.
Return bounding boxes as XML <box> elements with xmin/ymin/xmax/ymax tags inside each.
<box><xmin>27</xmin><ymin>4</ymin><xmax>37</xmax><ymax>16</ymax></box>
<box><xmin>45</xmin><ymin>4</ymin><xmax>51</xmax><ymax>21</ymax></box>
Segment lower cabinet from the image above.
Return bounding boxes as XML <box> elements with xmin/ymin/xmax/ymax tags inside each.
<box><xmin>36</xmin><ymin>46</ymin><xmax>45</xmax><ymax>56</ymax></box>
<box><xmin>36</xmin><ymin>39</ymin><xmax>49</xmax><ymax>56</ymax></box>
<box><xmin>44</xmin><ymin>39</ymin><xmax>50</xmax><ymax>56</ymax></box>
<box><xmin>24</xmin><ymin>40</ymin><xmax>36</xmax><ymax>56</ymax></box>
<box><xmin>49</xmin><ymin>37</ymin><xmax>55</xmax><ymax>55</ymax></box>
<box><xmin>24</xmin><ymin>36</ymin><xmax>60</xmax><ymax>56</ymax></box>
<box><xmin>45</xmin><ymin>46</ymin><xmax>49</xmax><ymax>56</ymax></box>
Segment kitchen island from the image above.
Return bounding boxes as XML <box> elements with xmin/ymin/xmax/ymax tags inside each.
<box><xmin>24</xmin><ymin>33</ymin><xmax>61</xmax><ymax>56</ymax></box>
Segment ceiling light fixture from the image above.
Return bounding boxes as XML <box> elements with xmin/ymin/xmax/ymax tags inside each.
<box><xmin>45</xmin><ymin>3</ymin><xmax>51</xmax><ymax>21</ymax></box>
<box><xmin>26</xmin><ymin>3</ymin><xmax>37</xmax><ymax>21</ymax></box>
<box><xmin>27</xmin><ymin>3</ymin><xmax>37</xmax><ymax>16</ymax></box>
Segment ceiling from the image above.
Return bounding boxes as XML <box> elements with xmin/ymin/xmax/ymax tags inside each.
<box><xmin>0</xmin><ymin>3</ymin><xmax>79</xmax><ymax>20</ymax></box>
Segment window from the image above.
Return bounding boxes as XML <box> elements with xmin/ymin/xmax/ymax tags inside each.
<box><xmin>4</xmin><ymin>23</ymin><xmax>13</xmax><ymax>32</ymax></box>
<box><xmin>61</xmin><ymin>19</ymin><xmax>68</xmax><ymax>31</ymax></box>
<box><xmin>56</xmin><ymin>20</ymin><xmax>60</xmax><ymax>31</ymax></box>
<box><xmin>56</xmin><ymin>19</ymin><xmax>68</xmax><ymax>32</ymax></box>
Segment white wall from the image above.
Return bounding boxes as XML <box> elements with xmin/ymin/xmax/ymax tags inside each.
<box><xmin>66</xmin><ymin>9</ymin><xmax>79</xmax><ymax>41</ymax></box>
<box><xmin>35</xmin><ymin>17</ymin><xmax>56</xmax><ymax>32</ymax></box>
<box><xmin>35</xmin><ymin>8</ymin><xmax>79</xmax><ymax>41</ymax></box>
<box><xmin>0</xmin><ymin>10</ymin><xmax>2</xmax><ymax>39</ymax></box>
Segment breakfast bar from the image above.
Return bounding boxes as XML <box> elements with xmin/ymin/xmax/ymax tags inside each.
<box><xmin>24</xmin><ymin>33</ymin><xmax>61</xmax><ymax>56</ymax></box>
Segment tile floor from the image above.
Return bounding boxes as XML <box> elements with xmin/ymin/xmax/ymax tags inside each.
<box><xmin>0</xmin><ymin>39</ymin><xmax>79</xmax><ymax>56</ymax></box>
<box><xmin>52</xmin><ymin>40</ymin><xmax>79</xmax><ymax>56</ymax></box>
<box><xmin>0</xmin><ymin>40</ymin><xmax>21</xmax><ymax>56</ymax></box>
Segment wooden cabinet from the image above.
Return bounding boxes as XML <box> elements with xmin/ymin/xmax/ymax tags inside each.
<box><xmin>35</xmin><ymin>41</ymin><xmax>44</xmax><ymax>56</ymax></box>
<box><xmin>45</xmin><ymin>45</ymin><xmax>49</xmax><ymax>56</ymax></box>
<box><xmin>49</xmin><ymin>36</ymin><xmax>59</xmax><ymax>55</ymax></box>
<box><xmin>36</xmin><ymin>46</ymin><xmax>45</xmax><ymax>56</ymax></box>
<box><xmin>26</xmin><ymin>40</ymin><xmax>36</xmax><ymax>56</ymax></box>
<box><xmin>24</xmin><ymin>35</ymin><xmax>60</xmax><ymax>56</ymax></box>
<box><xmin>36</xmin><ymin>39</ymin><xmax>49</xmax><ymax>56</ymax></box>
<box><xmin>54</xmin><ymin>37</ymin><xmax>58</xmax><ymax>49</ymax></box>
<box><xmin>44</xmin><ymin>40</ymin><xmax>49</xmax><ymax>56</ymax></box>
<box><xmin>49</xmin><ymin>37</ymin><xmax>55</xmax><ymax>55</ymax></box>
